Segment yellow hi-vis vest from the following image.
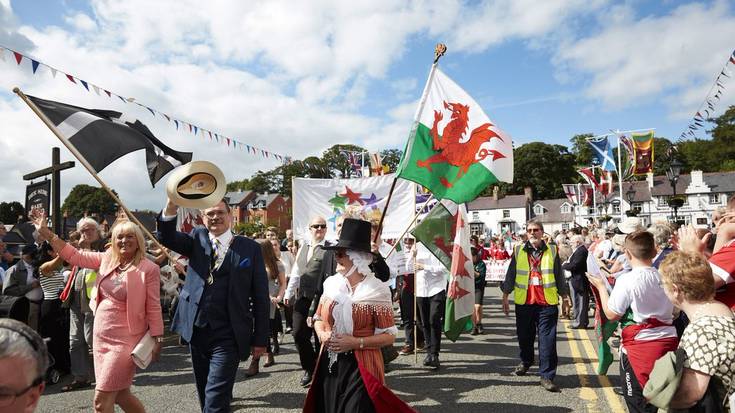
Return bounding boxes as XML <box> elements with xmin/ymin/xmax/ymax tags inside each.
<box><xmin>84</xmin><ymin>270</ymin><xmax>97</xmax><ymax>301</ymax></box>
<box><xmin>513</xmin><ymin>244</ymin><xmax>559</xmax><ymax>305</ymax></box>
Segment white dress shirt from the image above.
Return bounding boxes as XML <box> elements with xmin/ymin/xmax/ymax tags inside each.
<box><xmin>414</xmin><ymin>243</ymin><xmax>448</xmax><ymax>298</ymax></box>
<box><xmin>284</xmin><ymin>238</ymin><xmax>326</xmax><ymax>300</ymax></box>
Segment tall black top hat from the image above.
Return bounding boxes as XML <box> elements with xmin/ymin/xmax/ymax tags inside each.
<box><xmin>324</xmin><ymin>218</ymin><xmax>372</xmax><ymax>253</ymax></box>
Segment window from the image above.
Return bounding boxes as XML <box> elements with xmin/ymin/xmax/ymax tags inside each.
<box><xmin>658</xmin><ymin>196</ymin><xmax>669</xmax><ymax>207</ymax></box>
<box><xmin>561</xmin><ymin>204</ymin><xmax>570</xmax><ymax>214</ymax></box>
<box><xmin>533</xmin><ymin>205</ymin><xmax>544</xmax><ymax>215</ymax></box>
<box><xmin>709</xmin><ymin>194</ymin><xmax>721</xmax><ymax>204</ymax></box>
<box><xmin>613</xmin><ymin>204</ymin><xmax>621</xmax><ymax>214</ymax></box>
<box><xmin>502</xmin><ymin>209</ymin><xmax>510</xmax><ymax>218</ymax></box>
<box><xmin>632</xmin><ymin>202</ymin><xmax>643</xmax><ymax>213</ymax></box>
<box><xmin>696</xmin><ymin>217</ymin><xmax>708</xmax><ymax>226</ymax></box>
<box><xmin>562</xmin><ymin>223</ymin><xmax>570</xmax><ymax>230</ymax></box>
<box><xmin>472</xmin><ymin>211</ymin><xmax>480</xmax><ymax>221</ymax></box>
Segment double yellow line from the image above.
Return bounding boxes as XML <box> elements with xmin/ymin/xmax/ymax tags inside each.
<box><xmin>563</xmin><ymin>320</ymin><xmax>625</xmax><ymax>412</ymax></box>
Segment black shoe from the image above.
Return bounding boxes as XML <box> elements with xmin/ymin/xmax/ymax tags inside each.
<box><xmin>285</xmin><ymin>327</ymin><xmax>292</xmax><ymax>334</ymax></box>
<box><xmin>513</xmin><ymin>363</ymin><xmax>530</xmax><ymax>376</ymax></box>
<box><xmin>300</xmin><ymin>371</ymin><xmax>312</xmax><ymax>387</ymax></box>
<box><xmin>477</xmin><ymin>324</ymin><xmax>484</xmax><ymax>334</ymax></box>
<box><xmin>471</xmin><ymin>327</ymin><xmax>479</xmax><ymax>336</ymax></box>
<box><xmin>424</xmin><ymin>354</ymin><xmax>440</xmax><ymax>370</ymax></box>
<box><xmin>540</xmin><ymin>378</ymin><xmax>560</xmax><ymax>392</ymax></box>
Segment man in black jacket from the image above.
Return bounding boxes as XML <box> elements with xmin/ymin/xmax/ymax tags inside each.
<box><xmin>562</xmin><ymin>234</ymin><xmax>589</xmax><ymax>329</ymax></box>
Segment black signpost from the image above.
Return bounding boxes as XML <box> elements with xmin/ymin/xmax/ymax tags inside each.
<box><xmin>25</xmin><ymin>180</ymin><xmax>51</xmax><ymax>215</ymax></box>
<box><xmin>22</xmin><ymin>147</ymin><xmax>75</xmax><ymax>237</ymax></box>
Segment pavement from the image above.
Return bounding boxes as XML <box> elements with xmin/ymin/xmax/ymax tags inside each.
<box><xmin>37</xmin><ymin>287</ymin><xmax>625</xmax><ymax>412</ymax></box>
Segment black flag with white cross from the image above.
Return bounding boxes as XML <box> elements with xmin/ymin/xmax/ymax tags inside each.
<box><xmin>27</xmin><ymin>95</ymin><xmax>192</xmax><ymax>187</ymax></box>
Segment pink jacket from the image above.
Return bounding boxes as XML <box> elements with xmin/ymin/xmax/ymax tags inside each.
<box><xmin>60</xmin><ymin>244</ymin><xmax>164</xmax><ymax>337</ymax></box>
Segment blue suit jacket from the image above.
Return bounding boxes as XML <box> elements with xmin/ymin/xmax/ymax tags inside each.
<box><xmin>157</xmin><ymin>216</ymin><xmax>269</xmax><ymax>359</ymax></box>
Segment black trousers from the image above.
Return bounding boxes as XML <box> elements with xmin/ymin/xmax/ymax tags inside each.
<box><xmin>399</xmin><ymin>281</ymin><xmax>424</xmax><ymax>347</ymax></box>
<box><xmin>292</xmin><ymin>296</ymin><xmax>317</xmax><ymax>373</ymax></box>
<box><xmin>620</xmin><ymin>353</ymin><xmax>658</xmax><ymax>413</ymax></box>
<box><xmin>417</xmin><ymin>290</ymin><xmax>445</xmax><ymax>356</ymax></box>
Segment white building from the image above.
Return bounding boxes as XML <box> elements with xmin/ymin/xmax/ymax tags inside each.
<box><xmin>576</xmin><ymin>170</ymin><xmax>734</xmax><ymax>227</ymax></box>
<box><xmin>467</xmin><ymin>170</ymin><xmax>735</xmax><ymax>234</ymax></box>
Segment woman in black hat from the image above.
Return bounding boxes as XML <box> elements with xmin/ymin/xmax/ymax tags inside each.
<box><xmin>303</xmin><ymin>218</ymin><xmax>414</xmax><ymax>413</ymax></box>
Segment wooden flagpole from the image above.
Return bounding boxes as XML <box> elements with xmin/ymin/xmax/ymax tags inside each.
<box><xmin>412</xmin><ymin>249</ymin><xmax>419</xmax><ymax>365</ymax></box>
<box><xmin>373</xmin><ymin>43</ymin><xmax>446</xmax><ymax>242</ymax></box>
<box><xmin>14</xmin><ymin>87</ymin><xmax>175</xmax><ymax>263</ymax></box>
<box><xmin>383</xmin><ymin>194</ymin><xmax>435</xmax><ymax>259</ymax></box>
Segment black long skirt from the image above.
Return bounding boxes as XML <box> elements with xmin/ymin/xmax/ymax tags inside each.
<box><xmin>313</xmin><ymin>352</ymin><xmax>375</xmax><ymax>413</ymax></box>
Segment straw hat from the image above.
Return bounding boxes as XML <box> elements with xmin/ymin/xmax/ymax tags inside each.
<box><xmin>166</xmin><ymin>161</ymin><xmax>226</xmax><ymax>209</ymax></box>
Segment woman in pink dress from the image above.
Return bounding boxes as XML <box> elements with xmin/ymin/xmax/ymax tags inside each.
<box><xmin>32</xmin><ymin>210</ymin><xmax>164</xmax><ymax>413</ymax></box>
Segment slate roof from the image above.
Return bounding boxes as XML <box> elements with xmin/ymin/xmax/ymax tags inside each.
<box><xmin>225</xmin><ymin>191</ymin><xmax>254</xmax><ymax>205</ymax></box>
<box><xmin>467</xmin><ymin>195</ymin><xmax>528</xmax><ymax>210</ymax></box>
<box><xmin>532</xmin><ymin>198</ymin><xmax>575</xmax><ymax>224</ymax></box>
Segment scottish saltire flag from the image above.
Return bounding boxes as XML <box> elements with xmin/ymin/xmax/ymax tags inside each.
<box><xmin>397</xmin><ymin>68</ymin><xmax>513</xmax><ymax>203</ymax></box>
<box><xmin>589</xmin><ymin>137</ymin><xmax>616</xmax><ymax>172</ymax></box>
<box><xmin>28</xmin><ymin>95</ymin><xmax>192</xmax><ymax>186</ymax></box>
<box><xmin>562</xmin><ymin>184</ymin><xmax>578</xmax><ymax>204</ymax></box>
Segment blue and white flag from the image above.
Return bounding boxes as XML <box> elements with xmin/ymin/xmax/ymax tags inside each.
<box><xmin>589</xmin><ymin>137</ymin><xmax>617</xmax><ymax>172</ymax></box>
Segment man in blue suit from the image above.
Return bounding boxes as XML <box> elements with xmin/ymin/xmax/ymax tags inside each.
<box><xmin>158</xmin><ymin>198</ymin><xmax>269</xmax><ymax>412</ymax></box>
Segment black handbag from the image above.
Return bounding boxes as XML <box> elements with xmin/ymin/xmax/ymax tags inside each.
<box><xmin>381</xmin><ymin>345</ymin><xmax>399</xmax><ymax>364</ymax></box>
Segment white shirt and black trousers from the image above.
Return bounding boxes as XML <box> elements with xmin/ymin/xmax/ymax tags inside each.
<box><xmin>415</xmin><ymin>245</ymin><xmax>448</xmax><ymax>359</ymax></box>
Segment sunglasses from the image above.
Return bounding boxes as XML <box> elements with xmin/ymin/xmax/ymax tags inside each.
<box><xmin>310</xmin><ymin>224</ymin><xmax>327</xmax><ymax>229</ymax></box>
<box><xmin>527</xmin><ymin>228</ymin><xmax>542</xmax><ymax>233</ymax></box>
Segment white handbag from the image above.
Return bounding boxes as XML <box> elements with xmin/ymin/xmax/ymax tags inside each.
<box><xmin>131</xmin><ymin>332</ymin><xmax>155</xmax><ymax>369</ymax></box>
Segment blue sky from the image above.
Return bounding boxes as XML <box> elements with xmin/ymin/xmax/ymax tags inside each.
<box><xmin>1</xmin><ymin>0</ymin><xmax>734</xmax><ymax>209</ymax></box>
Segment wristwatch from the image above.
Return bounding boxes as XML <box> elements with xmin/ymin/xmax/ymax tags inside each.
<box><xmin>154</xmin><ymin>336</ymin><xmax>164</xmax><ymax>343</ymax></box>
<box><xmin>359</xmin><ymin>338</ymin><xmax>365</xmax><ymax>349</ymax></box>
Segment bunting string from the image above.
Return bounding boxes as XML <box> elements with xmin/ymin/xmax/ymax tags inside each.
<box><xmin>678</xmin><ymin>48</ymin><xmax>735</xmax><ymax>140</ymax></box>
<box><xmin>0</xmin><ymin>44</ymin><xmax>292</xmax><ymax>164</ymax></box>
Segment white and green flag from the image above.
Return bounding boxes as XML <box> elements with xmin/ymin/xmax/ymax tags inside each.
<box><xmin>397</xmin><ymin>68</ymin><xmax>513</xmax><ymax>203</ymax></box>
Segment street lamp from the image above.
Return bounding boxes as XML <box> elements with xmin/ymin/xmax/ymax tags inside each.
<box><xmin>625</xmin><ymin>183</ymin><xmax>637</xmax><ymax>216</ymax></box>
<box><xmin>666</xmin><ymin>158</ymin><xmax>684</xmax><ymax>223</ymax></box>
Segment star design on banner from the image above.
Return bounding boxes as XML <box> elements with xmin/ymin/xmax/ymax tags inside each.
<box><xmin>340</xmin><ymin>186</ymin><xmax>364</xmax><ymax>205</ymax></box>
<box><xmin>361</xmin><ymin>193</ymin><xmax>381</xmax><ymax>208</ymax></box>
<box><xmin>328</xmin><ymin>192</ymin><xmax>347</xmax><ymax>211</ymax></box>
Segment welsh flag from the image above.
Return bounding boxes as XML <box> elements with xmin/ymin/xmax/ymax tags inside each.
<box><xmin>412</xmin><ymin>200</ymin><xmax>474</xmax><ymax>341</ymax></box>
<box><xmin>397</xmin><ymin>68</ymin><xmax>513</xmax><ymax>204</ymax></box>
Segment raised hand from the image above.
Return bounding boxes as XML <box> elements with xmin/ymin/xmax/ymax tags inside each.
<box><xmin>29</xmin><ymin>207</ymin><xmax>49</xmax><ymax>232</ymax></box>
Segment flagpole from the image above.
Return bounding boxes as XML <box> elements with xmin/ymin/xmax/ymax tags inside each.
<box><xmin>615</xmin><ymin>130</ymin><xmax>624</xmax><ymax>220</ymax></box>
<box><xmin>384</xmin><ymin>194</ymin><xmax>435</xmax><ymax>259</ymax></box>
<box><xmin>375</xmin><ymin>43</ymin><xmax>446</xmax><ymax>242</ymax></box>
<box><xmin>412</xmin><ymin>250</ymin><xmax>418</xmax><ymax>365</ymax></box>
<box><xmin>13</xmin><ymin>87</ymin><xmax>175</xmax><ymax>263</ymax></box>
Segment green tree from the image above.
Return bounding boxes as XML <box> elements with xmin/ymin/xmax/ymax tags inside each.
<box><xmin>380</xmin><ymin>149</ymin><xmax>403</xmax><ymax>173</ymax></box>
<box><xmin>321</xmin><ymin>144</ymin><xmax>367</xmax><ymax>178</ymax></box>
<box><xmin>507</xmin><ymin>142</ymin><xmax>578</xmax><ymax>199</ymax></box>
<box><xmin>651</xmin><ymin>137</ymin><xmax>674</xmax><ymax>176</ymax></box>
<box><xmin>0</xmin><ymin>201</ymin><xmax>25</xmax><ymax>224</ymax></box>
<box><xmin>710</xmin><ymin>105</ymin><xmax>735</xmax><ymax>170</ymax></box>
<box><xmin>678</xmin><ymin>139</ymin><xmax>719</xmax><ymax>173</ymax></box>
<box><xmin>226</xmin><ymin>179</ymin><xmax>250</xmax><ymax>192</ymax></box>
<box><xmin>570</xmin><ymin>133</ymin><xmax>595</xmax><ymax>166</ymax></box>
<box><xmin>62</xmin><ymin>185</ymin><xmax>118</xmax><ymax>217</ymax></box>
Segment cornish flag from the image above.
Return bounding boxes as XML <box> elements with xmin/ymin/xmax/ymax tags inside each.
<box><xmin>27</xmin><ymin>95</ymin><xmax>192</xmax><ymax>186</ymax></box>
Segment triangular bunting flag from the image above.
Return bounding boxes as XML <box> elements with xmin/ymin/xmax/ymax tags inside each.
<box><xmin>13</xmin><ymin>51</ymin><xmax>23</xmax><ymax>65</ymax></box>
<box><xmin>31</xmin><ymin>59</ymin><xmax>40</xmax><ymax>74</ymax></box>
<box><xmin>79</xmin><ymin>80</ymin><xmax>89</xmax><ymax>91</ymax></box>
<box><xmin>50</xmin><ymin>67</ymin><xmax>57</xmax><ymax>78</ymax></box>
<box><xmin>92</xmin><ymin>85</ymin><xmax>100</xmax><ymax>95</ymax></box>
<box><xmin>146</xmin><ymin>107</ymin><xmax>155</xmax><ymax>116</ymax></box>
<box><xmin>208</xmin><ymin>131</ymin><xmax>212</xmax><ymax>140</ymax></box>
<box><xmin>164</xmin><ymin>114</ymin><xmax>170</xmax><ymax>122</ymax></box>
<box><xmin>174</xmin><ymin>120</ymin><xmax>179</xmax><ymax>130</ymax></box>
<box><xmin>104</xmin><ymin>89</ymin><xmax>111</xmax><ymax>97</ymax></box>
<box><xmin>66</xmin><ymin>74</ymin><xmax>76</xmax><ymax>83</ymax></box>
<box><xmin>226</xmin><ymin>138</ymin><xmax>230</xmax><ymax>146</ymax></box>
<box><xmin>116</xmin><ymin>95</ymin><xmax>126</xmax><ymax>103</ymax></box>
<box><xmin>193</xmin><ymin>125</ymin><xmax>198</xmax><ymax>135</ymax></box>
<box><xmin>0</xmin><ymin>48</ymin><xmax>5</xmax><ymax>61</ymax></box>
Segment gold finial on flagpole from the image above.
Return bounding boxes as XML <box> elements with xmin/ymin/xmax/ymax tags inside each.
<box><xmin>434</xmin><ymin>43</ymin><xmax>447</xmax><ymax>64</ymax></box>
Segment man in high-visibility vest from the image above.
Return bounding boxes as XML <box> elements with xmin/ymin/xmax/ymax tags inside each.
<box><xmin>501</xmin><ymin>219</ymin><xmax>571</xmax><ymax>392</ymax></box>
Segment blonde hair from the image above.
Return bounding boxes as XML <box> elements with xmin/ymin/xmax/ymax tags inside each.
<box><xmin>659</xmin><ymin>251</ymin><xmax>715</xmax><ymax>302</ymax></box>
<box><xmin>109</xmin><ymin>220</ymin><xmax>146</xmax><ymax>266</ymax></box>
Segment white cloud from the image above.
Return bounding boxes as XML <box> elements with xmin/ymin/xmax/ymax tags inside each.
<box><xmin>64</xmin><ymin>13</ymin><xmax>97</xmax><ymax>31</ymax></box>
<box><xmin>554</xmin><ymin>1</ymin><xmax>735</xmax><ymax>113</ymax></box>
